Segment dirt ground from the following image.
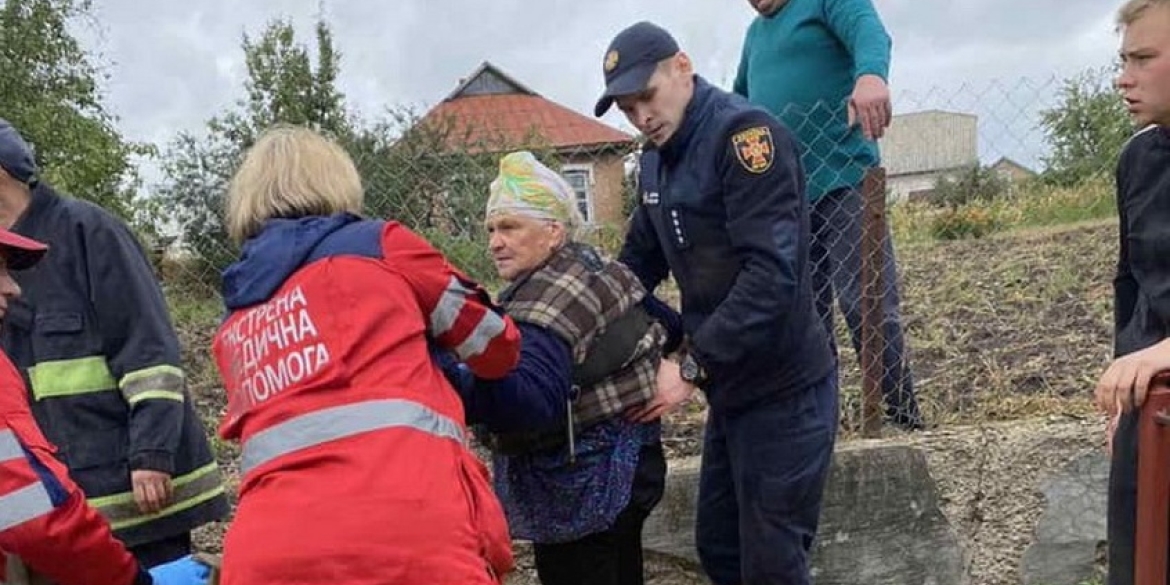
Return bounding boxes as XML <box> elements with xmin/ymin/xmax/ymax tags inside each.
<box><xmin>182</xmin><ymin>220</ymin><xmax>1118</xmax><ymax>583</ymax></box>
<box><xmin>907</xmin><ymin>416</ymin><xmax>1106</xmax><ymax>585</ymax></box>
<box><xmin>191</xmin><ymin>416</ymin><xmax>1107</xmax><ymax>585</ymax></box>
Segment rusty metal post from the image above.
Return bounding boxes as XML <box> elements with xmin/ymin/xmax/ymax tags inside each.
<box><xmin>859</xmin><ymin>167</ymin><xmax>887</xmax><ymax>437</ymax></box>
<box><xmin>1136</xmin><ymin>380</ymin><xmax>1170</xmax><ymax>585</ymax></box>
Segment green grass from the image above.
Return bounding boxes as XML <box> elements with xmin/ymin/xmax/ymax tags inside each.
<box><xmin>890</xmin><ymin>176</ymin><xmax>1116</xmax><ymax>246</ymax></box>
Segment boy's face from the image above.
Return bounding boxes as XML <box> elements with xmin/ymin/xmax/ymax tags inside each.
<box><xmin>1118</xmin><ymin>4</ymin><xmax>1170</xmax><ymax>127</ymax></box>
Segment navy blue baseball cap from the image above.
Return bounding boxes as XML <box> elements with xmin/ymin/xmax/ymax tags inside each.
<box><xmin>0</xmin><ymin>119</ymin><xmax>37</xmax><ymax>186</ymax></box>
<box><xmin>594</xmin><ymin>21</ymin><xmax>680</xmax><ymax>117</ymax></box>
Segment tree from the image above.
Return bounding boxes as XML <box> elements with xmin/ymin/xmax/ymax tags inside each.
<box><xmin>158</xmin><ymin>14</ymin><xmax>588</xmax><ymax>290</ymax></box>
<box><xmin>360</xmin><ymin>108</ymin><xmax>560</xmax><ymax>284</ymax></box>
<box><xmin>1038</xmin><ymin>67</ymin><xmax>1135</xmax><ymax>187</ymax></box>
<box><xmin>0</xmin><ymin>0</ymin><xmax>154</xmax><ymax>231</ymax></box>
<box><xmin>156</xmin><ymin>16</ymin><xmax>352</xmax><ymax>287</ymax></box>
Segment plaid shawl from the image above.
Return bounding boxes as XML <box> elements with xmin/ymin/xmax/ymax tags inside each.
<box><xmin>499</xmin><ymin>242</ymin><xmax>664</xmax><ymax>428</ymax></box>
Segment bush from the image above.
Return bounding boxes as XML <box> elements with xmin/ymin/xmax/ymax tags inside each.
<box><xmin>582</xmin><ymin>224</ymin><xmax>629</xmax><ymax>258</ymax></box>
<box><xmin>930</xmin><ymin>206</ymin><xmax>998</xmax><ymax>240</ymax></box>
<box><xmin>933</xmin><ymin>164</ymin><xmax>1010</xmax><ymax>208</ymax></box>
<box><xmin>891</xmin><ymin>174</ymin><xmax>1116</xmax><ymax>244</ymax></box>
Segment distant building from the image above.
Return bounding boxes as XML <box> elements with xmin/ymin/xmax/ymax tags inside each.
<box><xmin>417</xmin><ymin>61</ymin><xmax>637</xmax><ymax>228</ymax></box>
<box><xmin>989</xmin><ymin>156</ymin><xmax>1037</xmax><ymax>184</ymax></box>
<box><xmin>878</xmin><ymin>110</ymin><xmax>978</xmax><ymax>202</ymax></box>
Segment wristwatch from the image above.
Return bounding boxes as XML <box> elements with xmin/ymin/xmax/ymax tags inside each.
<box><xmin>679</xmin><ymin>351</ymin><xmax>707</xmax><ymax>386</ymax></box>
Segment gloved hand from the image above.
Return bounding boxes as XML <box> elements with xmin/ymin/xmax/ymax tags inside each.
<box><xmin>148</xmin><ymin>555</ymin><xmax>211</xmax><ymax>585</ymax></box>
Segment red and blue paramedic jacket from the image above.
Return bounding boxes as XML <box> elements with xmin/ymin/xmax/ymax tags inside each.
<box><xmin>0</xmin><ymin>350</ymin><xmax>150</xmax><ymax>585</ymax></box>
<box><xmin>211</xmin><ymin>213</ymin><xmax>521</xmax><ymax>584</ymax></box>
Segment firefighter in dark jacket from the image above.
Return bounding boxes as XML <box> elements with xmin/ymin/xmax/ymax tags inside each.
<box><xmin>593</xmin><ymin>22</ymin><xmax>839</xmax><ymax>585</ymax></box>
<box><xmin>0</xmin><ymin>226</ymin><xmax>211</xmax><ymax>585</ymax></box>
<box><xmin>0</xmin><ymin>118</ymin><xmax>229</xmax><ymax>569</ymax></box>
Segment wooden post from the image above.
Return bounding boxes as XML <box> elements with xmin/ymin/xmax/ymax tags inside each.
<box><xmin>1136</xmin><ymin>378</ymin><xmax>1170</xmax><ymax>585</ymax></box>
<box><xmin>859</xmin><ymin>167</ymin><xmax>887</xmax><ymax>438</ymax></box>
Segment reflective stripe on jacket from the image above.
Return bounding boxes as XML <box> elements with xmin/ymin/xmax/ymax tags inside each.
<box><xmin>212</xmin><ymin>216</ymin><xmax>520</xmax><ymax>585</ymax></box>
<box><xmin>0</xmin><ymin>183</ymin><xmax>229</xmax><ymax>546</ymax></box>
<box><xmin>0</xmin><ymin>351</ymin><xmax>149</xmax><ymax>585</ymax></box>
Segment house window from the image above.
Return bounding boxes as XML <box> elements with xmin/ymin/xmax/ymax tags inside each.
<box><xmin>561</xmin><ymin>164</ymin><xmax>594</xmax><ymax>224</ymax></box>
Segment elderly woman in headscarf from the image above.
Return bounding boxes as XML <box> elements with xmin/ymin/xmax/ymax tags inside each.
<box><xmin>438</xmin><ymin>151</ymin><xmax>685</xmax><ymax>585</ymax></box>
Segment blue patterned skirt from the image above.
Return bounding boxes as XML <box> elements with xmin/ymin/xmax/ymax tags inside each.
<box><xmin>492</xmin><ymin>419</ymin><xmax>658</xmax><ymax>543</ymax></box>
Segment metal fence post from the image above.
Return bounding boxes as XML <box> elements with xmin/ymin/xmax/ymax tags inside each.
<box><xmin>859</xmin><ymin>167</ymin><xmax>887</xmax><ymax>437</ymax></box>
<box><xmin>1136</xmin><ymin>379</ymin><xmax>1170</xmax><ymax>585</ymax></box>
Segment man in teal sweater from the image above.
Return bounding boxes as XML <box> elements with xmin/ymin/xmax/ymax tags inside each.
<box><xmin>734</xmin><ymin>0</ymin><xmax>923</xmax><ymax>430</ymax></box>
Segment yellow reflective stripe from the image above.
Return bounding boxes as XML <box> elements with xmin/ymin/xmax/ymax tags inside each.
<box><xmin>120</xmin><ymin>365</ymin><xmax>185</xmax><ymax>405</ymax></box>
<box><xmin>119</xmin><ymin>365</ymin><xmax>184</xmax><ymax>387</ymax></box>
<box><xmin>28</xmin><ymin>356</ymin><xmax>116</xmax><ymax>400</ymax></box>
<box><xmin>127</xmin><ymin>390</ymin><xmax>185</xmax><ymax>405</ymax></box>
<box><xmin>87</xmin><ymin>462</ymin><xmax>220</xmax><ymax>508</ymax></box>
<box><xmin>88</xmin><ymin>463</ymin><xmax>224</xmax><ymax>531</ymax></box>
<box><xmin>107</xmin><ymin>485</ymin><xmax>227</xmax><ymax>532</ymax></box>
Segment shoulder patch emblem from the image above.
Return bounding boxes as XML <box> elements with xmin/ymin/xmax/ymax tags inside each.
<box><xmin>731</xmin><ymin>126</ymin><xmax>774</xmax><ymax>174</ymax></box>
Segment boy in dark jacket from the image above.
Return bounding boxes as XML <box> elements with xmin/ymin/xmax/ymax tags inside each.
<box><xmin>1094</xmin><ymin>2</ymin><xmax>1170</xmax><ymax>584</ymax></box>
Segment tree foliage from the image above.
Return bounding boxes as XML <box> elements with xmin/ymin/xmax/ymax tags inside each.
<box><xmin>0</xmin><ymin>0</ymin><xmax>154</xmax><ymax>231</ymax></box>
<box><xmin>157</xmin><ymin>15</ymin><xmax>601</xmax><ymax>291</ymax></box>
<box><xmin>932</xmin><ymin>163</ymin><xmax>1010</xmax><ymax>208</ymax></box>
<box><xmin>156</xmin><ymin>17</ymin><xmax>351</xmax><ymax>285</ymax></box>
<box><xmin>1038</xmin><ymin>67</ymin><xmax>1134</xmax><ymax>187</ymax></box>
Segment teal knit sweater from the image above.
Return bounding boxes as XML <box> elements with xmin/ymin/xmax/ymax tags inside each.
<box><xmin>734</xmin><ymin>0</ymin><xmax>891</xmax><ymax>201</ymax></box>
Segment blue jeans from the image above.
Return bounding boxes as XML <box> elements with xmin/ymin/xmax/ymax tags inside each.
<box><xmin>695</xmin><ymin>372</ymin><xmax>839</xmax><ymax>585</ymax></box>
<box><xmin>810</xmin><ymin>186</ymin><xmax>921</xmax><ymax>428</ymax></box>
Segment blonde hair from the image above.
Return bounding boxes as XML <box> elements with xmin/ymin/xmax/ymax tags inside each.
<box><xmin>1119</xmin><ymin>0</ymin><xmax>1170</xmax><ymax>26</ymax></box>
<box><xmin>225</xmin><ymin>124</ymin><xmax>364</xmax><ymax>243</ymax></box>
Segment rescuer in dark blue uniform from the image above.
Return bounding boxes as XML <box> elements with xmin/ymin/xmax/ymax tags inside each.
<box><xmin>594</xmin><ymin>21</ymin><xmax>840</xmax><ymax>585</ymax></box>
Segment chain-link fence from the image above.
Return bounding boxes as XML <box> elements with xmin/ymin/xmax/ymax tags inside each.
<box><xmin>159</xmin><ymin>71</ymin><xmax>1125</xmax><ymax>433</ymax></box>
<box><xmin>154</xmin><ymin>72</ymin><xmax>1128</xmax><ymax>584</ymax></box>
<box><xmin>790</xmin><ymin>71</ymin><xmax>1126</xmax><ymax>440</ymax></box>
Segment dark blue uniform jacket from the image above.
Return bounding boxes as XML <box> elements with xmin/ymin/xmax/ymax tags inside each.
<box><xmin>620</xmin><ymin>76</ymin><xmax>835</xmax><ymax>412</ymax></box>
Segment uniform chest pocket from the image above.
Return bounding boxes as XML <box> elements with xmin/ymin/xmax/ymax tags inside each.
<box><xmin>36</xmin><ymin>312</ymin><xmax>83</xmax><ymax>335</ymax></box>
<box><xmin>32</xmin><ymin>312</ymin><xmax>88</xmax><ymax>359</ymax></box>
<box><xmin>29</xmin><ymin>311</ymin><xmax>111</xmax><ymax>401</ymax></box>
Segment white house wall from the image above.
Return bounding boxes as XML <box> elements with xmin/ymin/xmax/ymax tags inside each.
<box><xmin>878</xmin><ymin>111</ymin><xmax>979</xmax><ymax>177</ymax></box>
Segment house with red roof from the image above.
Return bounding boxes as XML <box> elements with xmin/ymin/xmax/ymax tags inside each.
<box><xmin>417</xmin><ymin>61</ymin><xmax>639</xmax><ymax>229</ymax></box>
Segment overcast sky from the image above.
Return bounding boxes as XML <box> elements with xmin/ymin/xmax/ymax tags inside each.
<box><xmin>77</xmin><ymin>0</ymin><xmax>1120</xmax><ymax>179</ymax></box>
